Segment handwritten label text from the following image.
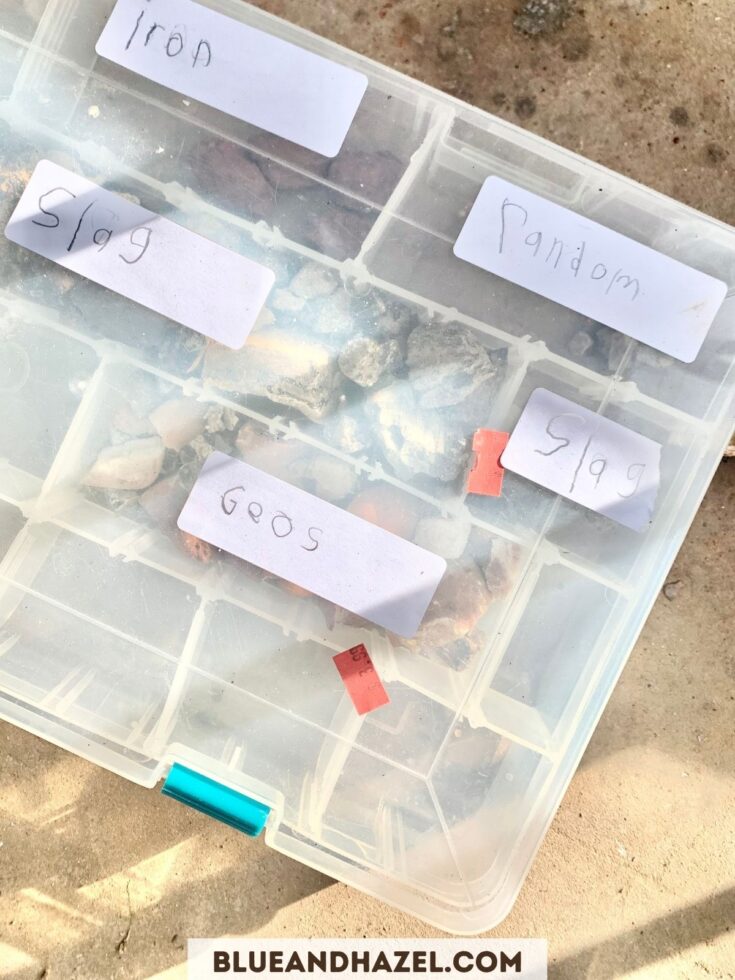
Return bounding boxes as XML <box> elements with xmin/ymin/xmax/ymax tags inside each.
<box><xmin>501</xmin><ymin>388</ymin><xmax>661</xmax><ymax>531</ymax></box>
<box><xmin>5</xmin><ymin>160</ymin><xmax>274</xmax><ymax>348</ymax></box>
<box><xmin>97</xmin><ymin>0</ymin><xmax>368</xmax><ymax>157</ymax></box>
<box><xmin>454</xmin><ymin>177</ymin><xmax>726</xmax><ymax>363</ymax></box>
<box><xmin>178</xmin><ymin>452</ymin><xmax>446</xmax><ymax>637</ymax></box>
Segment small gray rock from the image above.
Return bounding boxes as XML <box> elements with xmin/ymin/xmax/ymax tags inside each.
<box><xmin>289</xmin><ymin>262</ymin><xmax>339</xmax><ymax>299</ymax></box>
<box><xmin>310</xmin><ymin>290</ymin><xmax>354</xmax><ymax>337</ymax></box>
<box><xmin>406</xmin><ymin>322</ymin><xmax>503</xmax><ymax>413</ymax></box>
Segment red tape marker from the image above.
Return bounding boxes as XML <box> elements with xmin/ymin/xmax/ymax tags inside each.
<box><xmin>333</xmin><ymin>644</ymin><xmax>389</xmax><ymax>715</ymax></box>
<box><xmin>466</xmin><ymin>429</ymin><xmax>509</xmax><ymax>497</ymax></box>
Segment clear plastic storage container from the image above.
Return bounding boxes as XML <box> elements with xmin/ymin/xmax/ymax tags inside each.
<box><xmin>1</xmin><ymin>0</ymin><xmax>733</xmax><ymax>934</ymax></box>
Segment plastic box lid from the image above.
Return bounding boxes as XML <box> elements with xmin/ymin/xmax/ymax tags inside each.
<box><xmin>0</xmin><ymin>0</ymin><xmax>733</xmax><ymax>934</ymax></box>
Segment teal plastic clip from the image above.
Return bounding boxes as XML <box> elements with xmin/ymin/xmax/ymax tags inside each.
<box><xmin>161</xmin><ymin>763</ymin><xmax>270</xmax><ymax>837</ymax></box>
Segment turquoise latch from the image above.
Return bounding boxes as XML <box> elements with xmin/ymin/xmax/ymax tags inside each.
<box><xmin>161</xmin><ymin>763</ymin><xmax>270</xmax><ymax>836</ymax></box>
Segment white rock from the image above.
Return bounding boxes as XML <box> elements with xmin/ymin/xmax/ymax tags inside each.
<box><xmin>413</xmin><ymin>516</ymin><xmax>471</xmax><ymax>560</ymax></box>
<box><xmin>290</xmin><ymin>262</ymin><xmax>339</xmax><ymax>299</ymax></box>
<box><xmin>149</xmin><ymin>398</ymin><xmax>207</xmax><ymax>451</ymax></box>
<box><xmin>271</xmin><ymin>289</ymin><xmax>306</xmax><ymax>313</ymax></box>
<box><xmin>301</xmin><ymin>455</ymin><xmax>358</xmax><ymax>503</ymax></box>
<box><xmin>84</xmin><ymin>437</ymin><xmax>165</xmax><ymax>491</ymax></box>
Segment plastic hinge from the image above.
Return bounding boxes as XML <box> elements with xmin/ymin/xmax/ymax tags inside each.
<box><xmin>161</xmin><ymin>763</ymin><xmax>270</xmax><ymax>837</ymax></box>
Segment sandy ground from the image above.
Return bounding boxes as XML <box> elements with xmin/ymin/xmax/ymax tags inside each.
<box><xmin>1</xmin><ymin>1</ymin><xmax>734</xmax><ymax>978</ymax></box>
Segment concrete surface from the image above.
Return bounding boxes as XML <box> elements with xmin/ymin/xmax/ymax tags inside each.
<box><xmin>1</xmin><ymin>1</ymin><xmax>735</xmax><ymax>977</ymax></box>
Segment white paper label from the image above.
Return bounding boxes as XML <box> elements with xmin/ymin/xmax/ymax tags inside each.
<box><xmin>454</xmin><ymin>177</ymin><xmax>727</xmax><ymax>363</ymax></box>
<box><xmin>96</xmin><ymin>0</ymin><xmax>368</xmax><ymax>158</ymax></box>
<box><xmin>501</xmin><ymin>389</ymin><xmax>661</xmax><ymax>532</ymax></box>
<box><xmin>5</xmin><ymin>160</ymin><xmax>274</xmax><ymax>349</ymax></box>
<box><xmin>178</xmin><ymin>452</ymin><xmax>447</xmax><ymax>637</ymax></box>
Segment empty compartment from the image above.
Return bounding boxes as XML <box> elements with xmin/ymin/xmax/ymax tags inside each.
<box><xmin>164</xmin><ymin>667</ymin><xmax>331</xmax><ymax>826</ymax></box>
<box><xmin>317</xmin><ymin>747</ymin><xmax>467</xmax><ymax>900</ymax></box>
<box><xmin>2</xmin><ymin>524</ymin><xmax>198</xmax><ymax>656</ymax></box>
<box><xmin>430</xmin><ymin>721</ymin><xmax>553</xmax><ymax>891</ymax></box>
<box><xmin>0</xmin><ymin>310</ymin><xmax>99</xmax><ymax>490</ymax></box>
<box><xmin>481</xmin><ymin>563</ymin><xmax>626</xmax><ymax>743</ymax></box>
<box><xmin>191</xmin><ymin>600</ymin><xmax>349</xmax><ymax>730</ymax></box>
<box><xmin>0</xmin><ymin>586</ymin><xmax>176</xmax><ymax>747</ymax></box>
<box><xmin>0</xmin><ymin>0</ymin><xmax>49</xmax><ymax>41</ymax></box>
<box><xmin>0</xmin><ymin>500</ymin><xmax>24</xmax><ymax>560</ymax></box>
<box><xmin>354</xmin><ymin>682</ymin><xmax>454</xmax><ymax>776</ymax></box>
<box><xmin>399</xmin><ymin>111</ymin><xmax>586</xmax><ymax>243</ymax></box>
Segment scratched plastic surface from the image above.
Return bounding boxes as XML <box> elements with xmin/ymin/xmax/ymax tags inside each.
<box><xmin>0</xmin><ymin>0</ymin><xmax>734</xmax><ymax>935</ymax></box>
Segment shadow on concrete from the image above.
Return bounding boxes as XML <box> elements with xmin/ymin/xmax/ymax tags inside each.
<box><xmin>549</xmin><ymin>887</ymin><xmax>735</xmax><ymax>979</ymax></box>
<box><xmin>0</xmin><ymin>734</ymin><xmax>332</xmax><ymax>978</ymax></box>
<box><xmin>578</xmin><ymin>461</ymin><xmax>735</xmax><ymax>780</ymax></box>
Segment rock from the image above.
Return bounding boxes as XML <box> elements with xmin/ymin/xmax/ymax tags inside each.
<box><xmin>289</xmin><ymin>262</ymin><xmax>339</xmax><ymax>299</ymax></box>
<box><xmin>180</xmin><ymin>434</ymin><xmax>212</xmax><ymax>463</ymax></box>
<box><xmin>328</xmin><ymin>150</ymin><xmax>404</xmax><ymax>205</ymax></box>
<box><xmin>413</xmin><ymin>516</ymin><xmax>471</xmax><ymax>560</ymax></box>
<box><xmin>514</xmin><ymin>0</ymin><xmax>574</xmax><ymax>36</ymax></box>
<box><xmin>192</xmin><ymin>139</ymin><xmax>274</xmax><ymax>220</ymax></box>
<box><xmin>85</xmin><ymin>487</ymin><xmax>139</xmax><ymax>513</ymax></box>
<box><xmin>595</xmin><ymin>327</ymin><xmax>629</xmax><ymax>372</ymax></box>
<box><xmin>320</xmin><ymin>410</ymin><xmax>372</xmax><ymax>455</ymax></box>
<box><xmin>366</xmin><ymin>385</ymin><xmax>470</xmax><ymax>482</ymax></box>
<box><xmin>374</xmin><ymin>300</ymin><xmax>416</xmax><ymax>339</ymax></box>
<box><xmin>249</xmin><ymin>131</ymin><xmax>330</xmax><ymax>191</ymax></box>
<box><xmin>403</xmin><ymin>561</ymin><xmax>491</xmax><ymax>653</ymax></box>
<box><xmin>298</xmin><ymin>455</ymin><xmax>359</xmax><ymax>502</ymax></box>
<box><xmin>180</xmin><ymin>531</ymin><xmax>214</xmax><ymax>563</ymax></box>
<box><xmin>112</xmin><ymin>404</ymin><xmax>156</xmax><ymax>438</ymax></box>
<box><xmin>663</xmin><ymin>579</ymin><xmax>682</xmax><ymax>600</ymax></box>
<box><xmin>139</xmin><ymin>473</ymin><xmax>190</xmax><ymax>527</ymax></box>
<box><xmin>338</xmin><ymin>335</ymin><xmax>402</xmax><ymax>387</ymax></box>
<box><xmin>406</xmin><ymin>322</ymin><xmax>503</xmax><ymax>413</ymax></box>
<box><xmin>235</xmin><ymin>423</ymin><xmax>307</xmax><ymax>479</ymax></box>
<box><xmin>311</xmin><ymin>291</ymin><xmax>354</xmax><ymax>337</ymax></box>
<box><xmin>149</xmin><ymin>398</ymin><xmax>207</xmax><ymax>450</ymax></box>
<box><xmin>204</xmin><ymin>329</ymin><xmax>343</xmax><ymax>421</ymax></box>
<box><xmin>279</xmin><ymin>189</ymin><xmax>376</xmax><ymax>259</ymax></box>
<box><xmin>84</xmin><ymin>437</ymin><xmax>165</xmax><ymax>490</ymax></box>
<box><xmin>203</xmin><ymin>405</ymin><xmax>240</xmax><ymax>434</ymax></box>
<box><xmin>347</xmin><ymin>484</ymin><xmax>421</xmax><ymax>538</ymax></box>
<box><xmin>484</xmin><ymin>538</ymin><xmax>523</xmax><ymax>599</ymax></box>
<box><xmin>271</xmin><ymin>289</ymin><xmax>306</xmax><ymax>313</ymax></box>
<box><xmin>569</xmin><ymin>329</ymin><xmax>594</xmax><ymax>358</ymax></box>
